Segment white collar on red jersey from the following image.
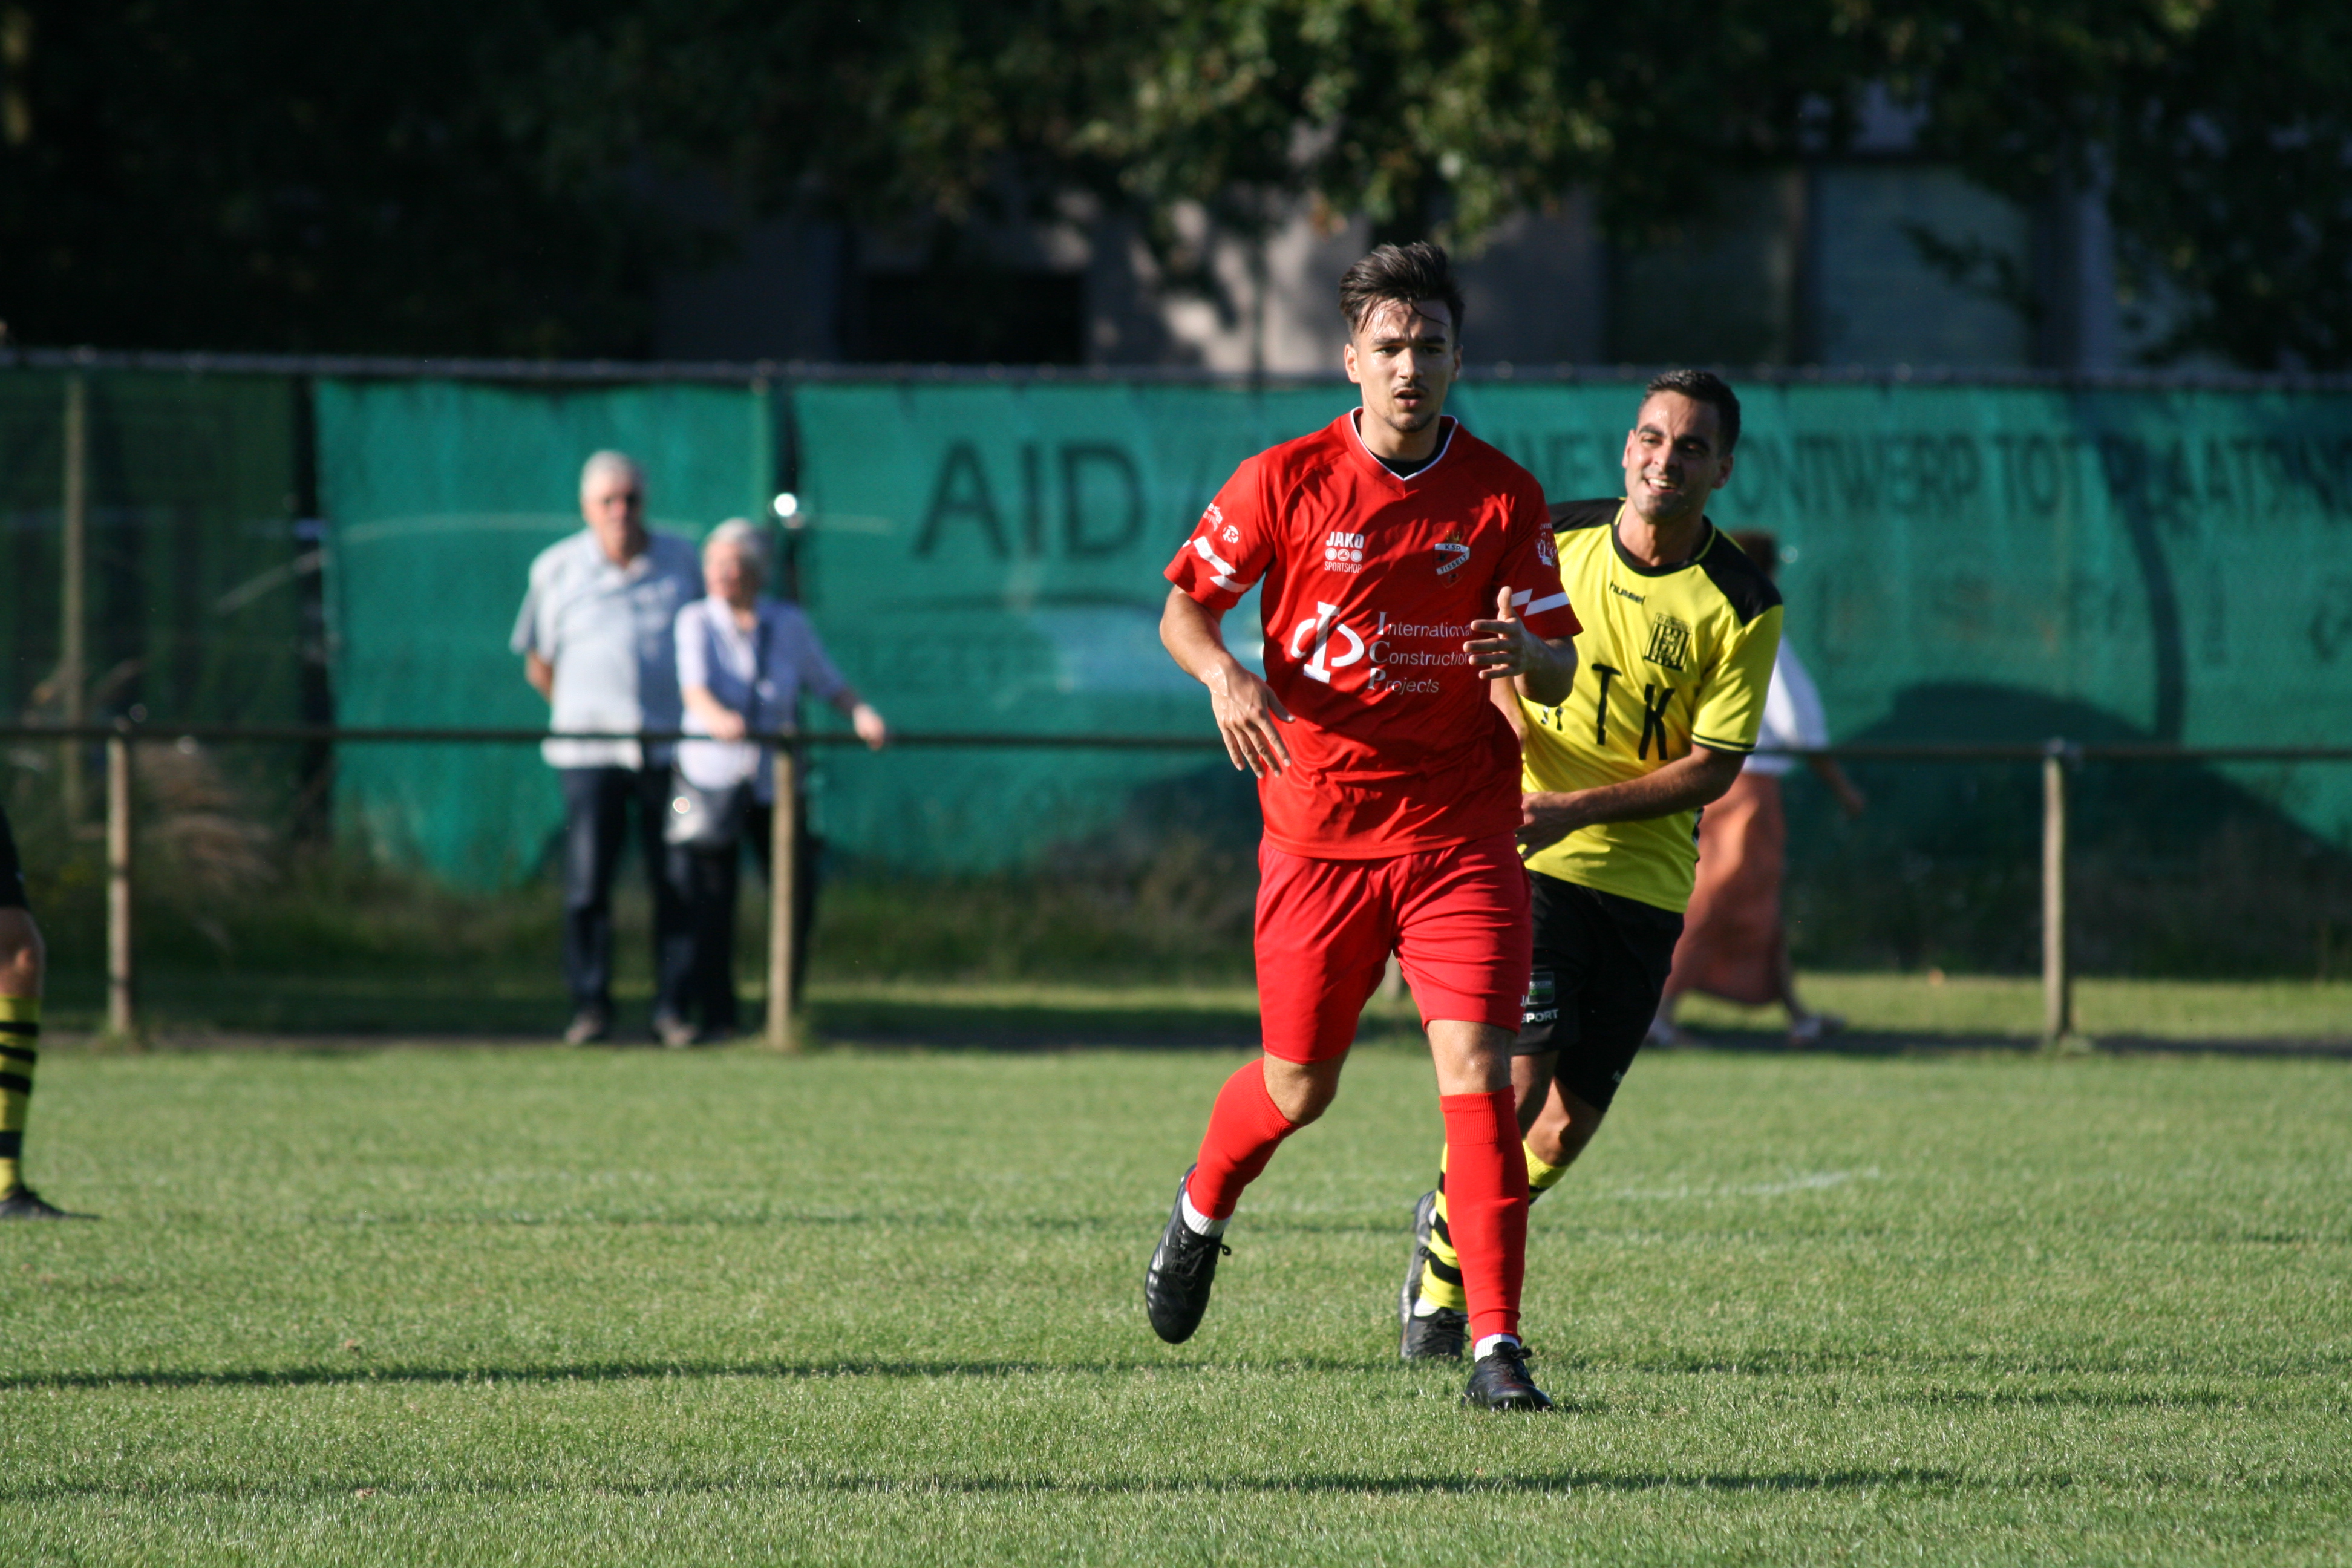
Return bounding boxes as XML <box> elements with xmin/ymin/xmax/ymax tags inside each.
<box><xmin>1347</xmin><ymin>408</ymin><xmax>1457</xmax><ymax>482</ymax></box>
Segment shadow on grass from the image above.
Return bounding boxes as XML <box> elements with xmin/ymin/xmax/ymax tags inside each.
<box><xmin>807</xmin><ymin>993</ymin><xmax>1266</xmax><ymax>1050</ymax></box>
<box><xmin>0</xmin><ymin>1468</ymin><xmax>1973</xmax><ymax>1503</ymax></box>
<box><xmin>0</xmin><ymin>1354</ymin><xmax>1378</xmax><ymax>1393</ymax></box>
<box><xmin>1667</xmin><ymin>1027</ymin><xmax>2352</xmax><ymax>1060</ymax></box>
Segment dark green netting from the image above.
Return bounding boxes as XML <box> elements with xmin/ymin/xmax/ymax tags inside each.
<box><xmin>0</xmin><ymin>369</ymin><xmax>304</xmax><ymax>728</ymax></box>
<box><xmin>318</xmin><ymin>378</ymin><xmax>774</xmax><ymax>885</ymax></box>
<box><xmin>6</xmin><ymin>365</ymin><xmax>2329</xmax><ymax>972</ymax></box>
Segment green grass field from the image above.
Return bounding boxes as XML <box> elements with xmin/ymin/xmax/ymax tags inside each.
<box><xmin>5</xmin><ymin>1033</ymin><xmax>2348</xmax><ymax>1564</ymax></box>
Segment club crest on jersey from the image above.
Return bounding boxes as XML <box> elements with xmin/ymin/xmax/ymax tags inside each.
<box><xmin>1537</xmin><ymin>532</ymin><xmax>1557</xmax><ymax>568</ymax></box>
<box><xmin>1433</xmin><ymin>528</ymin><xmax>1469</xmax><ymax>576</ymax></box>
<box><xmin>1322</xmin><ymin>530</ymin><xmax>1367</xmax><ymax>573</ymax></box>
<box><xmin>1644</xmin><ymin>613</ymin><xmax>1692</xmax><ymax>672</ymax></box>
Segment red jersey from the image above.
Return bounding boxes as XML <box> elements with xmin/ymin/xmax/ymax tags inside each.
<box><xmin>1165</xmin><ymin>411</ymin><xmax>1579</xmax><ymax>858</ymax></box>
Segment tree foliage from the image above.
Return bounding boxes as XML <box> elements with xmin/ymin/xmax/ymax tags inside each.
<box><xmin>2</xmin><ymin>0</ymin><xmax>2347</xmax><ymax>366</ymax></box>
<box><xmin>1874</xmin><ymin>0</ymin><xmax>2352</xmax><ymax>367</ymax></box>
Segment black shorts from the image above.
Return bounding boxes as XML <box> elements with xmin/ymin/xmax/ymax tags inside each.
<box><xmin>0</xmin><ymin>805</ymin><xmax>24</xmax><ymax>912</ymax></box>
<box><xmin>1513</xmin><ymin>871</ymin><xmax>1682</xmax><ymax>1112</ymax></box>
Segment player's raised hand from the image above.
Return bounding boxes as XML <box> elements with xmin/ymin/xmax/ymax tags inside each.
<box><xmin>1468</xmin><ymin>586</ymin><xmax>1532</xmax><ymax>680</ymax></box>
<box><xmin>1207</xmin><ymin>665</ymin><xmax>1295</xmax><ymax>778</ymax></box>
<box><xmin>1469</xmin><ymin>584</ymin><xmax>1577</xmax><ymax>704</ymax></box>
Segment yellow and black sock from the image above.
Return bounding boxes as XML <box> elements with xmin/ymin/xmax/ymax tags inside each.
<box><xmin>0</xmin><ymin>996</ymin><xmax>37</xmax><ymax>1194</ymax></box>
<box><xmin>1418</xmin><ymin>1139</ymin><xmax>1570</xmax><ymax>1315</ymax></box>
<box><xmin>1526</xmin><ymin>1143</ymin><xmax>1570</xmax><ymax>1200</ymax></box>
<box><xmin>1420</xmin><ymin>1146</ymin><xmax>1469</xmax><ymax>1313</ymax></box>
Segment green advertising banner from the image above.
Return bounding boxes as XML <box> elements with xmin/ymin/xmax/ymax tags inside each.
<box><xmin>799</xmin><ymin>377</ymin><xmax>2352</xmax><ymax>872</ymax></box>
<box><xmin>793</xmin><ymin>381</ymin><xmax>1359</xmax><ymax>869</ymax></box>
<box><xmin>319</xmin><ymin>378</ymin><xmax>774</xmax><ymax>884</ymax></box>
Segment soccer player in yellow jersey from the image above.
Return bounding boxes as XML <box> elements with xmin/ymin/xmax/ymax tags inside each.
<box><xmin>1398</xmin><ymin>369</ymin><xmax>1778</xmax><ymax>1359</ymax></box>
<box><xmin>0</xmin><ymin>803</ymin><xmax>91</xmax><ymax>1219</ymax></box>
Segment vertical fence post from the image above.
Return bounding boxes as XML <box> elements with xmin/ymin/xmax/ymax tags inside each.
<box><xmin>106</xmin><ymin>725</ymin><xmax>137</xmax><ymax>1044</ymax></box>
<box><xmin>2042</xmin><ymin>742</ymin><xmax>2073</xmax><ymax>1043</ymax></box>
<box><xmin>60</xmin><ymin>376</ymin><xmax>88</xmax><ymax>826</ymax></box>
<box><xmin>765</xmin><ymin>742</ymin><xmax>800</xmax><ymax>1053</ymax></box>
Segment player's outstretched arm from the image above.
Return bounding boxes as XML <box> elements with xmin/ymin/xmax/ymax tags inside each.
<box><xmin>1160</xmin><ymin>586</ymin><xmax>1293</xmax><ymax>777</ymax></box>
<box><xmin>1466</xmin><ymin>587</ymin><xmax>1577</xmax><ymax>707</ymax></box>
<box><xmin>1517</xmin><ymin>745</ymin><xmax>1747</xmax><ymax>852</ymax></box>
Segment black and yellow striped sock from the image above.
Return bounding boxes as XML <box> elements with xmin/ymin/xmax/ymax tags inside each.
<box><xmin>1420</xmin><ymin>1146</ymin><xmax>1469</xmax><ymax>1313</ymax></box>
<box><xmin>1526</xmin><ymin>1142</ymin><xmax>1570</xmax><ymax>1201</ymax></box>
<box><xmin>1418</xmin><ymin>1140</ymin><xmax>1571</xmax><ymax>1314</ymax></box>
<box><xmin>0</xmin><ymin>996</ymin><xmax>37</xmax><ymax>1194</ymax></box>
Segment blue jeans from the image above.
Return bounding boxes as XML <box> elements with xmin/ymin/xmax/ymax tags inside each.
<box><xmin>560</xmin><ymin>766</ymin><xmax>687</xmax><ymax>1014</ymax></box>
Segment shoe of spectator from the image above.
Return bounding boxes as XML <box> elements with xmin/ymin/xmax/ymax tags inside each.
<box><xmin>563</xmin><ymin>1007</ymin><xmax>612</xmax><ymax>1046</ymax></box>
<box><xmin>654</xmin><ymin>1013</ymin><xmax>700</xmax><ymax>1050</ymax></box>
<box><xmin>1788</xmin><ymin>1011</ymin><xmax>1845</xmax><ymax>1047</ymax></box>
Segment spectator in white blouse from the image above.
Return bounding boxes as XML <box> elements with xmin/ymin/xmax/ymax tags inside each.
<box><xmin>1651</xmin><ymin>531</ymin><xmax>1866</xmax><ymax>1048</ymax></box>
<box><xmin>655</xmin><ymin>519</ymin><xmax>887</xmax><ymax>1044</ymax></box>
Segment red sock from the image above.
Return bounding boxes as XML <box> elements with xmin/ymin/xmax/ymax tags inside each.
<box><xmin>1186</xmin><ymin>1061</ymin><xmax>1300</xmax><ymax>1220</ymax></box>
<box><xmin>1440</xmin><ymin>1089</ymin><xmax>1528</xmax><ymax>1345</ymax></box>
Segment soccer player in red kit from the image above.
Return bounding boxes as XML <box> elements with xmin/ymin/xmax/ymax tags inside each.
<box><xmin>1144</xmin><ymin>242</ymin><xmax>1580</xmax><ymax>1411</ymax></box>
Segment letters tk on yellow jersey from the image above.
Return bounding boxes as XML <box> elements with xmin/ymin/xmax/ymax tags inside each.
<box><xmin>1519</xmin><ymin>499</ymin><xmax>1783</xmax><ymax>913</ymax></box>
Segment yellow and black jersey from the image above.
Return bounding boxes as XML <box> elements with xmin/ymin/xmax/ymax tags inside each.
<box><xmin>1520</xmin><ymin>498</ymin><xmax>1783</xmax><ymax>912</ymax></box>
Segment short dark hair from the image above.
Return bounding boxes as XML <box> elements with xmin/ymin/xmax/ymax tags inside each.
<box><xmin>1642</xmin><ymin>368</ymin><xmax>1742</xmax><ymax>451</ymax></box>
<box><xmin>1339</xmin><ymin>243</ymin><xmax>1466</xmax><ymax>341</ymax></box>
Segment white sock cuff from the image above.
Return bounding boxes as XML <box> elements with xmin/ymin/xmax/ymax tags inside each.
<box><xmin>1474</xmin><ymin>1333</ymin><xmax>1521</xmax><ymax>1361</ymax></box>
<box><xmin>1179</xmin><ymin>1188</ymin><xmax>1227</xmax><ymax>1237</ymax></box>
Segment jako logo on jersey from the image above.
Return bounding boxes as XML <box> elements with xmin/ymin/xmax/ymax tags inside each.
<box><xmin>1322</xmin><ymin>531</ymin><xmax>1366</xmax><ymax>572</ymax></box>
<box><xmin>1289</xmin><ymin>601</ymin><xmax>1367</xmax><ymax>684</ymax></box>
<box><xmin>1434</xmin><ymin>528</ymin><xmax>1469</xmax><ymax>575</ymax></box>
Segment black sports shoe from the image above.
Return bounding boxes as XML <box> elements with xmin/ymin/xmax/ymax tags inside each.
<box><xmin>0</xmin><ymin>1186</ymin><xmax>96</xmax><ymax>1220</ymax></box>
<box><xmin>1144</xmin><ymin>1167</ymin><xmax>1230</xmax><ymax>1344</ymax></box>
<box><xmin>1399</xmin><ymin>1189</ymin><xmax>1468</xmax><ymax>1360</ymax></box>
<box><xmin>1462</xmin><ymin>1339</ymin><xmax>1553</xmax><ymax>1411</ymax></box>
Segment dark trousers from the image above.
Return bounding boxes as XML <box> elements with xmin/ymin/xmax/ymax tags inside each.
<box><xmin>658</xmin><ymin>802</ymin><xmax>820</xmax><ymax>1032</ymax></box>
<box><xmin>560</xmin><ymin>765</ymin><xmax>687</xmax><ymax>1014</ymax></box>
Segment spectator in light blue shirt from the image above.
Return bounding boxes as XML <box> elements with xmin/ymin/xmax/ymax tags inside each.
<box><xmin>659</xmin><ymin>518</ymin><xmax>887</xmax><ymax>1040</ymax></box>
<box><xmin>511</xmin><ymin>450</ymin><xmax>702</xmax><ymax>1045</ymax></box>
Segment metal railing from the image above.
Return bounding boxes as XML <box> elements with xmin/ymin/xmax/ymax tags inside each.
<box><xmin>9</xmin><ymin>723</ymin><xmax>2350</xmax><ymax>1049</ymax></box>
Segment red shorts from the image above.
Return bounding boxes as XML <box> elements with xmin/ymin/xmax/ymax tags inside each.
<box><xmin>1254</xmin><ymin>834</ymin><xmax>1532</xmax><ymax>1064</ymax></box>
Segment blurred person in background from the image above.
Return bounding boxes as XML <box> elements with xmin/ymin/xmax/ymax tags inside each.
<box><xmin>661</xmin><ymin>519</ymin><xmax>887</xmax><ymax>1045</ymax></box>
<box><xmin>512</xmin><ymin>451</ymin><xmax>702</xmax><ymax>1045</ymax></box>
<box><xmin>1649</xmin><ymin>530</ymin><xmax>1866</xmax><ymax>1049</ymax></box>
<box><xmin>0</xmin><ymin>804</ymin><xmax>91</xmax><ymax>1218</ymax></box>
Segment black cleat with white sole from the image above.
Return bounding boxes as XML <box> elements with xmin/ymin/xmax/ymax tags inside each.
<box><xmin>1462</xmin><ymin>1339</ymin><xmax>1553</xmax><ymax>1411</ymax></box>
<box><xmin>1144</xmin><ymin>1167</ymin><xmax>1230</xmax><ymax>1344</ymax></box>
